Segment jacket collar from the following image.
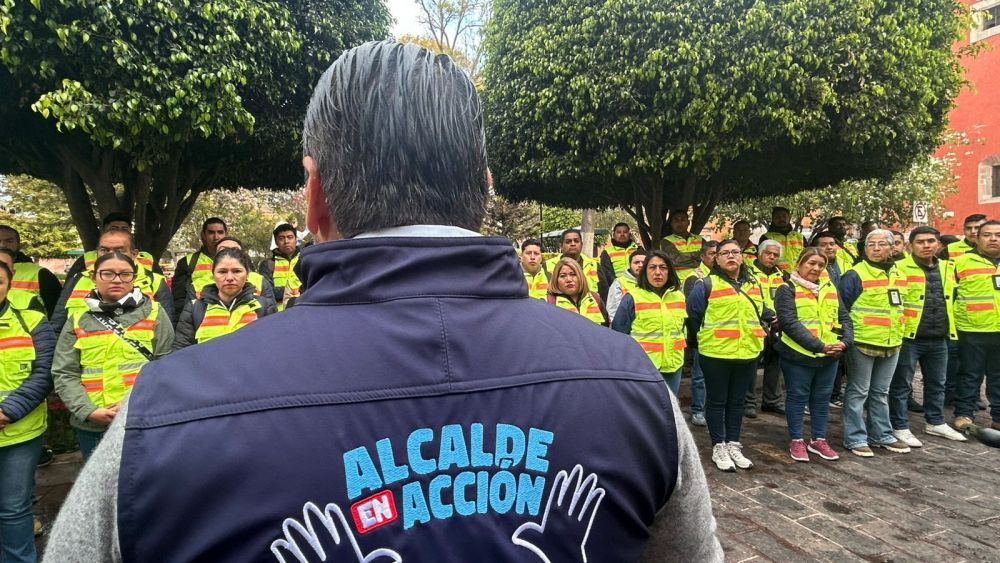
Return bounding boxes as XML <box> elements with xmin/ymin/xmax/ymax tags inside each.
<box><xmin>201</xmin><ymin>283</ymin><xmax>257</xmax><ymax>309</ymax></box>
<box><xmin>296</xmin><ymin>236</ymin><xmax>526</xmax><ymax>304</ymax></box>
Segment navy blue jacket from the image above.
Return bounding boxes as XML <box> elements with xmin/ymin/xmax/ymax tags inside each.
<box><xmin>118</xmin><ymin>236</ymin><xmax>680</xmax><ymax>562</ymax></box>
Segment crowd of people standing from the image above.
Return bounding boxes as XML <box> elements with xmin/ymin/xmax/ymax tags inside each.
<box><xmin>520</xmin><ymin>210</ymin><xmax>1000</xmax><ymax>471</ymax></box>
<box><xmin>0</xmin><ymin>198</ymin><xmax>998</xmax><ymax>558</ymax></box>
<box><xmin>0</xmin><ymin>216</ymin><xmax>300</xmax><ymax>561</ymax></box>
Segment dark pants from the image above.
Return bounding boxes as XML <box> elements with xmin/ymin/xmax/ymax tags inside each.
<box><xmin>890</xmin><ymin>338</ymin><xmax>948</xmax><ymax>428</ymax></box>
<box><xmin>830</xmin><ymin>352</ymin><xmax>849</xmax><ymax>402</ymax></box>
<box><xmin>76</xmin><ymin>429</ymin><xmax>106</xmax><ymax>461</ymax></box>
<box><xmin>701</xmin><ymin>354</ymin><xmax>758</xmax><ymax>445</ymax></box>
<box><xmin>745</xmin><ymin>341</ymin><xmax>784</xmax><ymax>409</ymax></box>
<box><xmin>781</xmin><ymin>358</ymin><xmax>837</xmax><ymax>440</ymax></box>
<box><xmin>945</xmin><ymin>339</ymin><xmax>960</xmax><ymax>402</ymax></box>
<box><xmin>954</xmin><ymin>331</ymin><xmax>1000</xmax><ymax>422</ymax></box>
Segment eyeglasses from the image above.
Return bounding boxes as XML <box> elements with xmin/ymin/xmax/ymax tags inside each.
<box><xmin>866</xmin><ymin>242</ymin><xmax>891</xmax><ymax>248</ymax></box>
<box><xmin>95</xmin><ymin>270</ymin><xmax>135</xmax><ymax>282</ymax></box>
<box><xmin>718</xmin><ymin>250</ymin><xmax>743</xmax><ymax>257</ymax></box>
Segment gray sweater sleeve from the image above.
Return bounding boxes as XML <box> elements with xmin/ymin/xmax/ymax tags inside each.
<box><xmin>640</xmin><ymin>393</ymin><xmax>724</xmax><ymax>562</ymax></box>
<box><xmin>43</xmin><ymin>400</ymin><xmax>127</xmax><ymax>562</ymax></box>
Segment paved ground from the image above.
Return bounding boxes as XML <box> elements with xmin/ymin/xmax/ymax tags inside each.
<box><xmin>32</xmin><ymin>373</ymin><xmax>1000</xmax><ymax>561</ymax></box>
<box><xmin>684</xmin><ymin>373</ymin><xmax>1000</xmax><ymax>562</ymax></box>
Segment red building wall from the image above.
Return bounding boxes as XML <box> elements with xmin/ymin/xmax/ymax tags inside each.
<box><xmin>935</xmin><ymin>0</ymin><xmax>1000</xmax><ymax>233</ymax></box>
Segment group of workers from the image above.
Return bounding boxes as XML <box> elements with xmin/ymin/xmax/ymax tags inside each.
<box><xmin>521</xmin><ymin>209</ymin><xmax>1000</xmax><ymax>471</ymax></box>
<box><xmin>0</xmin><ymin>201</ymin><xmax>997</xmax><ymax>558</ymax></box>
<box><xmin>0</xmin><ymin>216</ymin><xmax>300</xmax><ymax>561</ymax></box>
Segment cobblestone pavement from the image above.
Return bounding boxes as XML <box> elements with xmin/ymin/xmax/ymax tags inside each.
<box><xmin>688</xmin><ymin>372</ymin><xmax>1000</xmax><ymax>562</ymax></box>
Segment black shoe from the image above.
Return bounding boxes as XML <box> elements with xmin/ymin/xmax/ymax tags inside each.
<box><xmin>907</xmin><ymin>398</ymin><xmax>924</xmax><ymax>413</ymax></box>
<box><xmin>744</xmin><ymin>407</ymin><xmax>758</xmax><ymax>419</ymax></box>
<box><xmin>37</xmin><ymin>446</ymin><xmax>54</xmax><ymax>468</ymax></box>
<box><xmin>762</xmin><ymin>404</ymin><xmax>786</xmax><ymax>415</ymax></box>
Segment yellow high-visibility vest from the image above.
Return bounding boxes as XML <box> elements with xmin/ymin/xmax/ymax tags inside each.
<box><xmin>762</xmin><ymin>231</ymin><xmax>805</xmax><ymax>271</ymax></box>
<box><xmin>697</xmin><ymin>274</ymin><xmax>767</xmax><ymax>360</ymax></box>
<box><xmin>0</xmin><ymin>306</ymin><xmax>47</xmax><ymax>446</ymax></box>
<box><xmin>849</xmin><ymin>261</ymin><xmax>907</xmax><ymax>347</ymax></box>
<box><xmin>629</xmin><ymin>287</ymin><xmax>687</xmax><ymax>372</ymax></box>
<box><xmin>605</xmin><ymin>242</ymin><xmax>639</xmax><ymax>277</ymax></box>
<box><xmin>954</xmin><ymin>252</ymin><xmax>1000</xmax><ymax>333</ymax></box>
<box><xmin>186</xmin><ymin>252</ymin><xmax>216</xmax><ymax>300</ymax></box>
<box><xmin>780</xmin><ymin>280</ymin><xmax>841</xmax><ymax>358</ymax></box>
<box><xmin>523</xmin><ymin>269</ymin><xmax>549</xmax><ymax>300</ymax></box>
<box><xmin>549</xmin><ymin>293</ymin><xmax>605</xmax><ymax>324</ymax></box>
<box><xmin>747</xmin><ymin>262</ymin><xmax>784</xmax><ymax>310</ymax></box>
<box><xmin>10</xmin><ymin>262</ymin><xmax>43</xmax><ymax>298</ymax></box>
<box><xmin>71</xmin><ymin>303</ymin><xmax>160</xmax><ymax>408</ymax></box>
<box><xmin>662</xmin><ymin>235</ymin><xmax>703</xmax><ymax>281</ymax></box>
<box><xmin>194</xmin><ymin>299</ymin><xmax>263</xmax><ymax>344</ymax></box>
<box><xmin>947</xmin><ymin>238</ymin><xmax>976</xmax><ymax>260</ymax></box>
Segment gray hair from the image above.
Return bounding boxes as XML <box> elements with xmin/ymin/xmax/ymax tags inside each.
<box><xmin>302</xmin><ymin>41</ymin><xmax>489</xmax><ymax>238</ymax></box>
<box><xmin>866</xmin><ymin>229</ymin><xmax>894</xmax><ymax>245</ymax></box>
<box><xmin>758</xmin><ymin>239</ymin><xmax>783</xmax><ymax>254</ymax></box>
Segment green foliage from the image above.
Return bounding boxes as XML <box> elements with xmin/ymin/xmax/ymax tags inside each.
<box><xmin>484</xmin><ymin>0</ymin><xmax>967</xmax><ymax>245</ymax></box>
<box><xmin>482</xmin><ymin>193</ymin><xmax>540</xmax><ymax>240</ymax></box>
<box><xmin>0</xmin><ymin>0</ymin><xmax>390</xmax><ymax>257</ymax></box>
<box><xmin>0</xmin><ymin>175</ymin><xmax>81</xmax><ymax>256</ymax></box>
<box><xmin>712</xmin><ymin>153</ymin><xmax>958</xmax><ymax>234</ymax></box>
<box><xmin>170</xmin><ymin>188</ymin><xmax>306</xmax><ymax>260</ymax></box>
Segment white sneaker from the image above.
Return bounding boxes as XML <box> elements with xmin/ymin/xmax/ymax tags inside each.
<box><xmin>925</xmin><ymin>423</ymin><xmax>968</xmax><ymax>442</ymax></box>
<box><xmin>726</xmin><ymin>442</ymin><xmax>754</xmax><ymax>469</ymax></box>
<box><xmin>892</xmin><ymin>429</ymin><xmax>923</xmax><ymax>448</ymax></box>
<box><xmin>712</xmin><ymin>443</ymin><xmax>736</xmax><ymax>472</ymax></box>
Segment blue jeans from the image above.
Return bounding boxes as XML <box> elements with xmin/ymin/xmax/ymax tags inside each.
<box><xmin>661</xmin><ymin>369</ymin><xmax>682</xmax><ymax>396</ymax></box>
<box><xmin>77</xmin><ymin>429</ymin><xmax>106</xmax><ymax>461</ymax></box>
<box><xmin>0</xmin><ymin>435</ymin><xmax>42</xmax><ymax>563</ymax></box>
<box><xmin>843</xmin><ymin>347</ymin><xmax>899</xmax><ymax>449</ymax></box>
<box><xmin>955</xmin><ymin>331</ymin><xmax>1000</xmax><ymax>422</ymax></box>
<box><xmin>700</xmin><ymin>354</ymin><xmax>758</xmax><ymax>445</ymax></box>
<box><xmin>945</xmin><ymin>339</ymin><xmax>960</xmax><ymax>401</ymax></box>
<box><xmin>690</xmin><ymin>353</ymin><xmax>705</xmax><ymax>415</ymax></box>
<box><xmin>889</xmin><ymin>338</ymin><xmax>948</xmax><ymax>428</ymax></box>
<box><xmin>781</xmin><ymin>358</ymin><xmax>837</xmax><ymax>440</ymax></box>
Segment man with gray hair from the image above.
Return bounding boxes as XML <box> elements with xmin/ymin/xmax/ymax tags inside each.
<box><xmin>745</xmin><ymin>239</ymin><xmax>788</xmax><ymax>418</ymax></box>
<box><xmin>45</xmin><ymin>41</ymin><xmax>722</xmax><ymax>562</ymax></box>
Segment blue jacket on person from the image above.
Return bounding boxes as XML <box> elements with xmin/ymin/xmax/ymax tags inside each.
<box><xmin>115</xmin><ymin>233</ymin><xmax>686</xmax><ymax>562</ymax></box>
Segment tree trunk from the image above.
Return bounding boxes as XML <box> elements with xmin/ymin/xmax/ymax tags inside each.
<box><xmin>580</xmin><ymin>208</ymin><xmax>596</xmax><ymax>257</ymax></box>
<box><xmin>50</xmin><ymin>144</ymin><xmax>208</xmax><ymax>261</ymax></box>
<box><xmin>58</xmin><ymin>162</ymin><xmax>99</xmax><ymax>250</ymax></box>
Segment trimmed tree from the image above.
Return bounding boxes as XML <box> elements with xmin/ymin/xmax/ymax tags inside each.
<box><xmin>0</xmin><ymin>0</ymin><xmax>389</xmax><ymax>258</ymax></box>
<box><xmin>483</xmin><ymin>0</ymin><xmax>968</xmax><ymax>246</ymax></box>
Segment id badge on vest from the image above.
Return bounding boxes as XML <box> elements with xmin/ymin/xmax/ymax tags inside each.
<box><xmin>769</xmin><ymin>287</ymin><xmax>777</xmax><ymax>300</ymax></box>
<box><xmin>888</xmin><ymin>289</ymin><xmax>902</xmax><ymax>306</ymax></box>
<box><xmin>993</xmin><ymin>275</ymin><xmax>1000</xmax><ymax>291</ymax></box>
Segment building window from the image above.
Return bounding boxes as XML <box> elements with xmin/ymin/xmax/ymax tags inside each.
<box><xmin>979</xmin><ymin>155</ymin><xmax>1000</xmax><ymax>202</ymax></box>
<box><xmin>972</xmin><ymin>1</ymin><xmax>1000</xmax><ymax>42</ymax></box>
<box><xmin>986</xmin><ymin>6</ymin><xmax>1000</xmax><ymax>31</ymax></box>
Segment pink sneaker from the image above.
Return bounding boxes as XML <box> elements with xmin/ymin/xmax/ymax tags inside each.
<box><xmin>789</xmin><ymin>439</ymin><xmax>809</xmax><ymax>462</ymax></box>
<box><xmin>807</xmin><ymin>438</ymin><xmax>840</xmax><ymax>460</ymax></box>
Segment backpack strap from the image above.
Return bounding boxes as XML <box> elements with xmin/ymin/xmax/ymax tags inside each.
<box><xmin>192</xmin><ymin>300</ymin><xmax>207</xmax><ymax>331</ymax></box>
<box><xmin>10</xmin><ymin>308</ymin><xmax>31</xmax><ymax>334</ymax></box>
<box><xmin>590</xmin><ymin>291</ymin><xmax>610</xmax><ymax>325</ymax></box>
